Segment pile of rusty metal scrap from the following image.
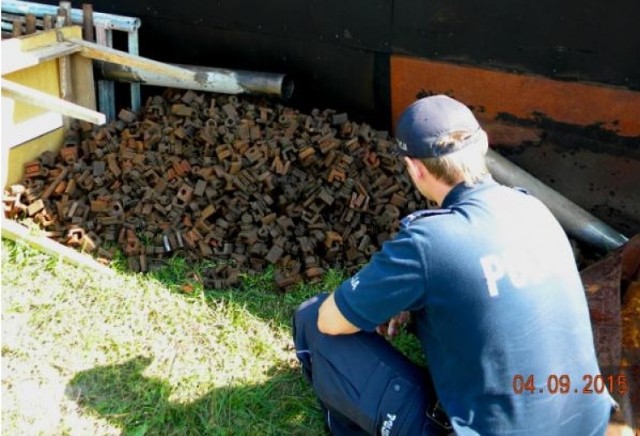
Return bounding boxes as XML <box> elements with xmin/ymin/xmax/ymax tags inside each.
<box><xmin>3</xmin><ymin>90</ymin><xmax>427</xmax><ymax>289</ymax></box>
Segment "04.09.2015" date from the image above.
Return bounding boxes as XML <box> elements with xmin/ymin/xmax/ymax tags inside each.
<box><xmin>512</xmin><ymin>374</ymin><xmax>627</xmax><ymax>395</ymax></box>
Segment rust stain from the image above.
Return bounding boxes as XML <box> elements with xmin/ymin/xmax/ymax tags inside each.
<box><xmin>580</xmin><ymin>234</ymin><xmax>640</xmax><ymax>429</ymax></box>
<box><xmin>390</xmin><ymin>56</ymin><xmax>640</xmax><ymax>137</ymax></box>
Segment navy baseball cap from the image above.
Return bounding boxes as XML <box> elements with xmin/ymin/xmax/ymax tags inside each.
<box><xmin>395</xmin><ymin>95</ymin><xmax>485</xmax><ymax>158</ymax></box>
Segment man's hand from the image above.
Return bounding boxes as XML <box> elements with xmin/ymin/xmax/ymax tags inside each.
<box><xmin>376</xmin><ymin>311</ymin><xmax>411</xmax><ymax>339</ymax></box>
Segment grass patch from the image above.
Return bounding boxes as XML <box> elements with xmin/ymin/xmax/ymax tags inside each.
<box><xmin>1</xmin><ymin>238</ymin><xmax>333</xmax><ymax>435</ymax></box>
<box><xmin>1</xmin><ymin>238</ymin><xmax>424</xmax><ymax>435</ymax></box>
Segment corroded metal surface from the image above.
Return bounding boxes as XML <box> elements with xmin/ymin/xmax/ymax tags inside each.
<box><xmin>3</xmin><ymin>91</ymin><xmax>428</xmax><ymax>289</ymax></box>
<box><xmin>389</xmin><ymin>55</ymin><xmax>640</xmax><ymax>238</ymax></box>
<box><xmin>390</xmin><ymin>55</ymin><xmax>640</xmax><ymax>138</ymax></box>
<box><xmin>581</xmin><ymin>234</ymin><xmax>640</xmax><ymax>428</ymax></box>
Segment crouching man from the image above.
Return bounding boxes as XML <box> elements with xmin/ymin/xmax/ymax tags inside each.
<box><xmin>293</xmin><ymin>95</ymin><xmax>616</xmax><ymax>435</ymax></box>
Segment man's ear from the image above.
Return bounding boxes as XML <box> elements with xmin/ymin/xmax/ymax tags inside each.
<box><xmin>404</xmin><ymin>157</ymin><xmax>425</xmax><ymax>180</ymax></box>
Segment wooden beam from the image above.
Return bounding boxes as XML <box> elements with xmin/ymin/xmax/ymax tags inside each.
<box><xmin>1</xmin><ymin>27</ymin><xmax>83</xmax><ymax>75</ymax></box>
<box><xmin>68</xmin><ymin>37</ymin><xmax>195</xmax><ymax>83</ymax></box>
<box><xmin>1</xmin><ymin>218</ymin><xmax>115</xmax><ymax>277</ymax></box>
<box><xmin>2</xmin><ymin>78</ymin><xmax>105</xmax><ymax>125</ymax></box>
<box><xmin>1</xmin><ymin>40</ymin><xmax>81</xmax><ymax>75</ymax></box>
<box><xmin>71</xmin><ymin>54</ymin><xmax>97</xmax><ymax>111</ymax></box>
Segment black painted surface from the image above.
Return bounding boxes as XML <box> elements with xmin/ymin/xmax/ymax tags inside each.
<box><xmin>496</xmin><ymin>144</ymin><xmax>640</xmax><ymax>236</ymax></box>
<box><xmin>135</xmin><ymin>21</ymin><xmax>386</xmax><ymax>126</ymax></box>
<box><xmin>392</xmin><ymin>0</ymin><xmax>640</xmax><ymax>89</ymax></box>
<box><xmin>36</xmin><ymin>0</ymin><xmax>639</xmax><ymax>129</ymax></box>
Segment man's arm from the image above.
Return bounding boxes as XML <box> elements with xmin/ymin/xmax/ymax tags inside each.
<box><xmin>318</xmin><ymin>293</ymin><xmax>411</xmax><ymax>338</ymax></box>
<box><xmin>317</xmin><ymin>292</ymin><xmax>360</xmax><ymax>335</ymax></box>
<box><xmin>317</xmin><ymin>227</ymin><xmax>426</xmax><ymax>335</ymax></box>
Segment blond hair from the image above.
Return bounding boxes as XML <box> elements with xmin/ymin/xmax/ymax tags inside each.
<box><xmin>419</xmin><ymin>130</ymin><xmax>489</xmax><ymax>186</ymax></box>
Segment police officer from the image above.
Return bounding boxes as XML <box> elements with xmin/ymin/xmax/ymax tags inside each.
<box><xmin>293</xmin><ymin>95</ymin><xmax>616</xmax><ymax>435</ymax></box>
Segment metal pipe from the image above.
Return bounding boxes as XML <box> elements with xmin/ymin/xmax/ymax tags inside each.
<box><xmin>2</xmin><ymin>0</ymin><xmax>140</xmax><ymax>32</ymax></box>
<box><xmin>486</xmin><ymin>149</ymin><xmax>628</xmax><ymax>252</ymax></box>
<box><xmin>2</xmin><ymin>20</ymin><xmax>14</xmax><ymax>32</ymax></box>
<box><xmin>127</xmin><ymin>31</ymin><xmax>142</xmax><ymax>112</ymax></box>
<box><xmin>98</xmin><ymin>62</ymin><xmax>294</xmax><ymax>99</ymax></box>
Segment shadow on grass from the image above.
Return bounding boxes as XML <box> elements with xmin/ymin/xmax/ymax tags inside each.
<box><xmin>84</xmin><ymin>259</ymin><xmax>342</xmax><ymax>434</ymax></box>
<box><xmin>66</xmin><ymin>356</ymin><xmax>326</xmax><ymax>435</ymax></box>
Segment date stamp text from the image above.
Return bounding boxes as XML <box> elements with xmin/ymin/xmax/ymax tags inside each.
<box><xmin>512</xmin><ymin>374</ymin><xmax>628</xmax><ymax>395</ymax></box>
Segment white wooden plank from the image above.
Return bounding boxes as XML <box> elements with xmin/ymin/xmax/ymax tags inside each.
<box><xmin>1</xmin><ymin>78</ymin><xmax>105</xmax><ymax>125</ymax></box>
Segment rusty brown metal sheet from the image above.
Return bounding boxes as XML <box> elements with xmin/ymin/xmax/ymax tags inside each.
<box><xmin>581</xmin><ymin>234</ymin><xmax>640</xmax><ymax>429</ymax></box>
<box><xmin>390</xmin><ymin>55</ymin><xmax>640</xmax><ymax>137</ymax></box>
<box><xmin>390</xmin><ymin>54</ymin><xmax>640</xmax><ymax>238</ymax></box>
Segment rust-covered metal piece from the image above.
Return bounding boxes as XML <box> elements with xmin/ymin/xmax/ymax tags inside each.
<box><xmin>580</xmin><ymin>234</ymin><xmax>640</xmax><ymax>429</ymax></box>
<box><xmin>3</xmin><ymin>90</ymin><xmax>428</xmax><ymax>289</ymax></box>
<box><xmin>390</xmin><ymin>56</ymin><xmax>640</xmax><ymax>138</ymax></box>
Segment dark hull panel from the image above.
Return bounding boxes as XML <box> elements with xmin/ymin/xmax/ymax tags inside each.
<box><xmin>38</xmin><ymin>0</ymin><xmax>640</xmax><ymax>128</ymax></box>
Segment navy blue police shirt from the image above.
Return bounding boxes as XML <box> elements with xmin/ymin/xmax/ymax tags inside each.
<box><xmin>334</xmin><ymin>177</ymin><xmax>614</xmax><ymax>435</ymax></box>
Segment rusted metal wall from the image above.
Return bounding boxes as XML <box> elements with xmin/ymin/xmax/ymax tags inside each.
<box><xmin>389</xmin><ymin>57</ymin><xmax>640</xmax><ymax>236</ymax></box>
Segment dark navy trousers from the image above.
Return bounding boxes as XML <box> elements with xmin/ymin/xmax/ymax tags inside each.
<box><xmin>293</xmin><ymin>293</ymin><xmax>451</xmax><ymax>435</ymax></box>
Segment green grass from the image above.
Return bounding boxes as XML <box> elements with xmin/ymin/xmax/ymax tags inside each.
<box><xmin>1</xmin><ymin>238</ymin><xmax>423</xmax><ymax>435</ymax></box>
<box><xmin>1</xmin><ymin>238</ymin><xmax>327</xmax><ymax>435</ymax></box>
